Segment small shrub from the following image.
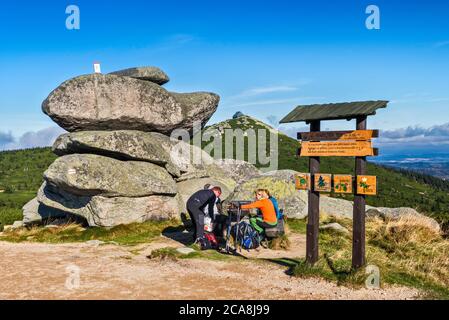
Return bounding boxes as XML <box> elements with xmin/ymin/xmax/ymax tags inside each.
<box><xmin>4</xmin><ymin>185</ymin><xmax>16</xmax><ymax>194</ymax></box>
<box><xmin>148</xmin><ymin>248</ymin><xmax>179</xmax><ymax>261</ymax></box>
<box><xmin>268</xmin><ymin>234</ymin><xmax>291</xmax><ymax>250</ymax></box>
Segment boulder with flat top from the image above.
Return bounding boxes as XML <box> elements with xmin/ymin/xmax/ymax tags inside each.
<box><xmin>37</xmin><ymin>182</ymin><xmax>182</xmax><ymax>227</ymax></box>
<box><xmin>109</xmin><ymin>66</ymin><xmax>170</xmax><ymax>85</ymax></box>
<box><xmin>44</xmin><ymin>154</ymin><xmax>177</xmax><ymax>197</ymax></box>
<box><xmin>42</xmin><ymin>74</ymin><xmax>219</xmax><ymax>135</ymax></box>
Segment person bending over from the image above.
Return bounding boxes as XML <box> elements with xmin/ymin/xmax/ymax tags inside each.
<box><xmin>186</xmin><ymin>186</ymin><xmax>222</xmax><ymax>242</ymax></box>
<box><xmin>202</xmin><ymin>184</ymin><xmax>227</xmax><ymax>238</ymax></box>
<box><xmin>241</xmin><ymin>189</ymin><xmax>278</xmax><ymax>234</ymax></box>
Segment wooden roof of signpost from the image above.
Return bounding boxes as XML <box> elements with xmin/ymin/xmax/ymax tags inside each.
<box><xmin>280</xmin><ymin>100</ymin><xmax>389</xmax><ymax>124</ymax></box>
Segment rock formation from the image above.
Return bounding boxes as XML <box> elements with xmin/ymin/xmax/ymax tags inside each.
<box><xmin>25</xmin><ymin>66</ymin><xmax>229</xmax><ymax>227</ymax></box>
<box><xmin>109</xmin><ymin>66</ymin><xmax>170</xmax><ymax>85</ymax></box>
<box><xmin>42</xmin><ymin>73</ymin><xmax>219</xmax><ymax>134</ymax></box>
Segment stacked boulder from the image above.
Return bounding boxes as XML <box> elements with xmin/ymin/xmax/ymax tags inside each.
<box><xmin>23</xmin><ymin>66</ymin><xmax>234</xmax><ymax>228</ymax></box>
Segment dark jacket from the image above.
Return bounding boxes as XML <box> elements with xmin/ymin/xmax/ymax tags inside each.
<box><xmin>186</xmin><ymin>189</ymin><xmax>217</xmax><ymax>218</ymax></box>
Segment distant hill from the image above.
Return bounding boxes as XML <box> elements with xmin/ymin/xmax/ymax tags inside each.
<box><xmin>200</xmin><ymin>116</ymin><xmax>449</xmax><ymax>231</ymax></box>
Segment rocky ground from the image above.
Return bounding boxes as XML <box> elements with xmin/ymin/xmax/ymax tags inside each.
<box><xmin>0</xmin><ymin>234</ymin><xmax>420</xmax><ymax>300</ymax></box>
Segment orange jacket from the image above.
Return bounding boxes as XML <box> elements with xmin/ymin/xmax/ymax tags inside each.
<box><xmin>241</xmin><ymin>198</ymin><xmax>277</xmax><ymax>224</ymax></box>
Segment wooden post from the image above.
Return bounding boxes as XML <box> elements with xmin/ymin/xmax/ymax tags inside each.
<box><xmin>306</xmin><ymin>121</ymin><xmax>320</xmax><ymax>264</ymax></box>
<box><xmin>352</xmin><ymin>116</ymin><xmax>367</xmax><ymax>269</ymax></box>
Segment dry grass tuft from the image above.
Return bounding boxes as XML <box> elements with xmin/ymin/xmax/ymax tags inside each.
<box><xmin>268</xmin><ymin>234</ymin><xmax>291</xmax><ymax>250</ymax></box>
<box><xmin>290</xmin><ymin>213</ymin><xmax>449</xmax><ymax>298</ymax></box>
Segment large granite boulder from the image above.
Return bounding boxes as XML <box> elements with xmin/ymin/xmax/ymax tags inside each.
<box><xmin>366</xmin><ymin>207</ymin><xmax>441</xmax><ymax>233</ymax></box>
<box><xmin>22</xmin><ymin>197</ymin><xmax>68</xmax><ymax>225</ymax></box>
<box><xmin>109</xmin><ymin>66</ymin><xmax>170</xmax><ymax>85</ymax></box>
<box><xmin>55</xmin><ymin>131</ymin><xmax>175</xmax><ymax>177</ymax></box>
<box><xmin>53</xmin><ymin>130</ymin><xmax>216</xmax><ymax>178</ymax></box>
<box><xmin>229</xmin><ymin>170</ymin><xmax>308</xmax><ymax>218</ymax></box>
<box><xmin>44</xmin><ymin>154</ymin><xmax>177</xmax><ymax>197</ymax></box>
<box><xmin>175</xmin><ymin>162</ymin><xmax>239</xmax><ymax>212</ymax></box>
<box><xmin>176</xmin><ymin>163</ymin><xmax>237</xmax><ymax>186</ymax></box>
<box><xmin>42</xmin><ymin>74</ymin><xmax>219</xmax><ymax>135</ymax></box>
<box><xmin>37</xmin><ymin>183</ymin><xmax>181</xmax><ymax>227</ymax></box>
<box><xmin>213</xmin><ymin>159</ymin><xmax>261</xmax><ymax>184</ymax></box>
<box><xmin>176</xmin><ymin>178</ymin><xmax>233</xmax><ymax>214</ymax></box>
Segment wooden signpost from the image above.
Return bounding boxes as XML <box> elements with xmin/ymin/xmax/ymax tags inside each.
<box><xmin>298</xmin><ymin>130</ymin><xmax>379</xmax><ymax>141</ymax></box>
<box><xmin>280</xmin><ymin>100</ymin><xmax>388</xmax><ymax>269</ymax></box>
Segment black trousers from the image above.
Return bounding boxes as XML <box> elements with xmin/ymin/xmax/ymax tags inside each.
<box><xmin>213</xmin><ymin>214</ymin><xmax>228</xmax><ymax>238</ymax></box>
<box><xmin>187</xmin><ymin>204</ymin><xmax>204</xmax><ymax>240</ymax></box>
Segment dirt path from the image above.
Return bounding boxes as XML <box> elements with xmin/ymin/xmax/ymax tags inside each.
<box><xmin>0</xmin><ymin>235</ymin><xmax>419</xmax><ymax>300</ymax></box>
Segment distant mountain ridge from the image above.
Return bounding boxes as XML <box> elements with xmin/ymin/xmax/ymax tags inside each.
<box><xmin>372</xmin><ymin>153</ymin><xmax>449</xmax><ymax>180</ymax></box>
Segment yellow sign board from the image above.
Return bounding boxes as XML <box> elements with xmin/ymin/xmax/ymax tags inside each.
<box><xmin>298</xmin><ymin>130</ymin><xmax>379</xmax><ymax>141</ymax></box>
<box><xmin>334</xmin><ymin>175</ymin><xmax>353</xmax><ymax>194</ymax></box>
<box><xmin>300</xmin><ymin>141</ymin><xmax>376</xmax><ymax>157</ymax></box>
<box><xmin>357</xmin><ymin>176</ymin><xmax>377</xmax><ymax>195</ymax></box>
<box><xmin>314</xmin><ymin>174</ymin><xmax>332</xmax><ymax>193</ymax></box>
<box><xmin>295</xmin><ymin>173</ymin><xmax>311</xmax><ymax>190</ymax></box>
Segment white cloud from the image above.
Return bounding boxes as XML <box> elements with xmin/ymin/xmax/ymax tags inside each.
<box><xmin>276</xmin><ymin>122</ymin><xmax>449</xmax><ymax>152</ymax></box>
<box><xmin>377</xmin><ymin>123</ymin><xmax>449</xmax><ymax>151</ymax></box>
<box><xmin>0</xmin><ymin>127</ymin><xmax>66</xmax><ymax>151</ymax></box>
<box><xmin>278</xmin><ymin>125</ymin><xmax>310</xmax><ymax>138</ymax></box>
<box><xmin>390</xmin><ymin>95</ymin><xmax>449</xmax><ymax>105</ymax></box>
<box><xmin>0</xmin><ymin>131</ymin><xmax>14</xmax><ymax>147</ymax></box>
<box><xmin>168</xmin><ymin>34</ymin><xmax>196</xmax><ymax>45</ymax></box>
<box><xmin>434</xmin><ymin>40</ymin><xmax>449</xmax><ymax>48</ymax></box>
<box><xmin>231</xmin><ymin>96</ymin><xmax>325</xmax><ymax>108</ymax></box>
<box><xmin>239</xmin><ymin>86</ymin><xmax>298</xmax><ymax>97</ymax></box>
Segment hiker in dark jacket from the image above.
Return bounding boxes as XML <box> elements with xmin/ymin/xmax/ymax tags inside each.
<box><xmin>186</xmin><ymin>186</ymin><xmax>222</xmax><ymax>242</ymax></box>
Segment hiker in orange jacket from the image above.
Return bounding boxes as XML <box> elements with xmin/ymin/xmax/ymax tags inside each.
<box><xmin>241</xmin><ymin>189</ymin><xmax>278</xmax><ymax>234</ymax></box>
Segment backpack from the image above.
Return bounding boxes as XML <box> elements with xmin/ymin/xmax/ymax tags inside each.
<box><xmin>269</xmin><ymin>197</ymin><xmax>283</xmax><ymax>220</ymax></box>
<box><xmin>197</xmin><ymin>236</ymin><xmax>213</xmax><ymax>251</ymax></box>
<box><xmin>232</xmin><ymin>221</ymin><xmax>261</xmax><ymax>250</ymax></box>
<box><xmin>204</xmin><ymin>233</ymin><xmax>219</xmax><ymax>249</ymax></box>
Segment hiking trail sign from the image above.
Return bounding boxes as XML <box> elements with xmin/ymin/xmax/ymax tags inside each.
<box><xmin>334</xmin><ymin>175</ymin><xmax>353</xmax><ymax>194</ymax></box>
<box><xmin>300</xmin><ymin>140</ymin><xmax>377</xmax><ymax>157</ymax></box>
<box><xmin>281</xmin><ymin>100</ymin><xmax>388</xmax><ymax>269</ymax></box>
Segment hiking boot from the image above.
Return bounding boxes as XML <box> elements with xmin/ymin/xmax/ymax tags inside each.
<box><xmin>194</xmin><ymin>236</ymin><xmax>211</xmax><ymax>251</ymax></box>
<box><xmin>180</xmin><ymin>212</ymin><xmax>192</xmax><ymax>228</ymax></box>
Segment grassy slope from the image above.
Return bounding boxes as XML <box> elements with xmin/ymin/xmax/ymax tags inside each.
<box><xmin>288</xmin><ymin>215</ymin><xmax>449</xmax><ymax>299</ymax></box>
<box><xmin>0</xmin><ymin>148</ymin><xmax>57</xmax><ymax>227</ymax></box>
<box><xmin>201</xmin><ymin>116</ymin><xmax>449</xmax><ymax>230</ymax></box>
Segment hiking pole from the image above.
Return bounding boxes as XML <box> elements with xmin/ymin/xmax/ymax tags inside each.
<box><xmin>235</xmin><ymin>205</ymin><xmax>242</xmax><ymax>253</ymax></box>
<box><xmin>225</xmin><ymin>212</ymin><xmax>232</xmax><ymax>253</ymax></box>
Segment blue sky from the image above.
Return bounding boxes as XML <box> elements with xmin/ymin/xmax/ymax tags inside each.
<box><xmin>0</xmin><ymin>0</ymin><xmax>448</xmax><ymax>151</ymax></box>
